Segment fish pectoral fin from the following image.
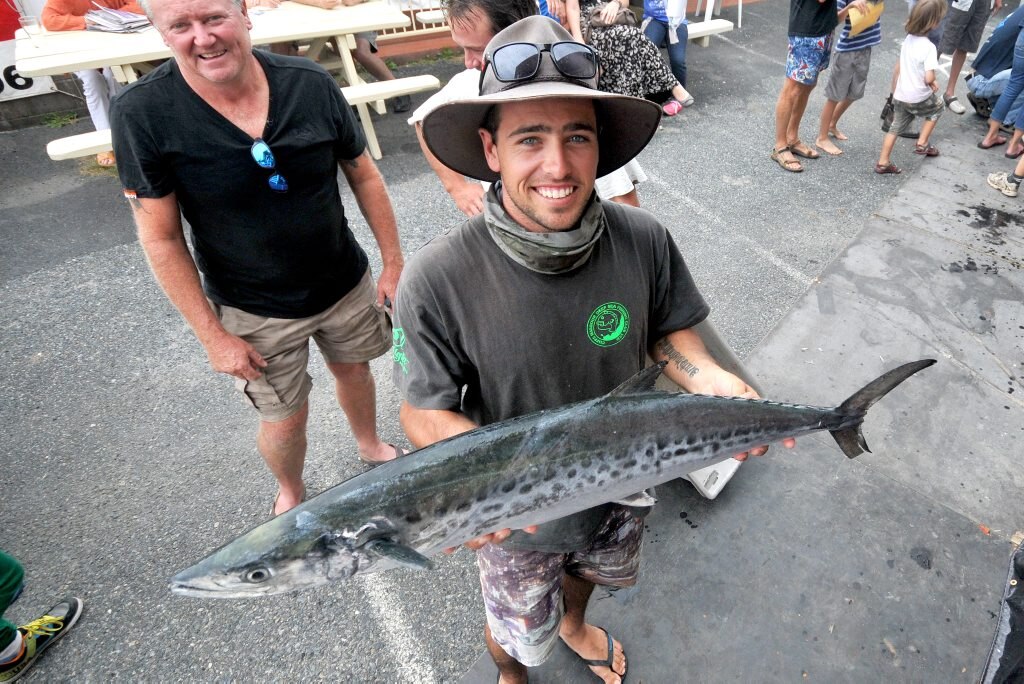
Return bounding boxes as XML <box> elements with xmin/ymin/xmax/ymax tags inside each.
<box><xmin>364</xmin><ymin>539</ymin><xmax>434</xmax><ymax>571</ymax></box>
<box><xmin>612</xmin><ymin>489</ymin><xmax>658</xmax><ymax>507</ymax></box>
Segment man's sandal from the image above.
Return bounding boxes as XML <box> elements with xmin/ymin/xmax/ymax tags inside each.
<box><xmin>914</xmin><ymin>144</ymin><xmax>940</xmax><ymax>157</ymax></box>
<box><xmin>271</xmin><ymin>484</ymin><xmax>306</xmax><ymax>516</ymax></box>
<box><xmin>360</xmin><ymin>443</ymin><xmax>408</xmax><ymax>467</ymax></box>
<box><xmin>771</xmin><ymin>146</ymin><xmax>804</xmax><ymax>173</ymax></box>
<box><xmin>874</xmin><ymin>162</ymin><xmax>902</xmax><ymax>175</ymax></box>
<box><xmin>788</xmin><ymin>140</ymin><xmax>820</xmax><ymax>159</ymax></box>
<box><xmin>563</xmin><ymin>627</ymin><xmax>627</xmax><ymax>680</ymax></box>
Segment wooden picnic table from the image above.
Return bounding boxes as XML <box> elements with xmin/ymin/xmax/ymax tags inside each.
<box><xmin>14</xmin><ymin>1</ymin><xmax>409</xmax><ymax>86</ymax></box>
<box><xmin>13</xmin><ymin>1</ymin><xmax>431</xmax><ymax>159</ymax></box>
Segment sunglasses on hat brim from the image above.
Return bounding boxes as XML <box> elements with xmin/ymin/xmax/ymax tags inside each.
<box><xmin>480</xmin><ymin>41</ymin><xmax>600</xmax><ymax>92</ymax></box>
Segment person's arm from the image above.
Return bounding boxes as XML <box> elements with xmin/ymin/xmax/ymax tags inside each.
<box><xmin>651</xmin><ymin>328</ymin><xmax>796</xmax><ymax>459</ymax></box>
<box><xmin>130</xmin><ymin>195</ymin><xmax>267</xmax><ymax>380</ymax></box>
<box><xmin>598</xmin><ymin>0</ymin><xmax>622</xmax><ymax>24</ymax></box>
<box><xmin>41</xmin><ymin>0</ymin><xmax>87</xmax><ymax>31</ymax></box>
<box><xmin>924</xmin><ymin>67</ymin><xmax>938</xmax><ymax>91</ymax></box>
<box><xmin>414</xmin><ymin>122</ymin><xmax>485</xmax><ymax>216</ymax></box>
<box><xmin>565</xmin><ymin>0</ymin><xmax>585</xmax><ymax>42</ymax></box>
<box><xmin>838</xmin><ymin>0</ymin><xmax>867</xmax><ymax>20</ymax></box>
<box><xmin>548</xmin><ymin>0</ymin><xmax>567</xmax><ymax>23</ymax></box>
<box><xmin>338</xmin><ymin>151</ymin><xmax>404</xmax><ymax>309</ymax></box>
<box><xmin>399</xmin><ymin>401</ymin><xmax>477</xmax><ymax>449</ymax></box>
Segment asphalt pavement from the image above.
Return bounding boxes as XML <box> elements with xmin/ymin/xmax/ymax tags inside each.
<box><xmin>1</xmin><ymin>1</ymin><xmax>1022</xmax><ymax>681</ymax></box>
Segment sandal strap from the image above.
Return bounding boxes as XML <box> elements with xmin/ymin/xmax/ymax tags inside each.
<box><xmin>581</xmin><ymin>628</ymin><xmax>615</xmax><ymax>668</ymax></box>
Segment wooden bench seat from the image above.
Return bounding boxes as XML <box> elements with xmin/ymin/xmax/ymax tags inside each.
<box><xmin>46</xmin><ymin>74</ymin><xmax>440</xmax><ymax>162</ymax></box>
<box><xmin>686</xmin><ymin>18</ymin><xmax>734</xmax><ymax>47</ymax></box>
<box><xmin>342</xmin><ymin>74</ymin><xmax>440</xmax><ymax>159</ymax></box>
<box><xmin>47</xmin><ymin>129</ymin><xmax>112</xmax><ymax>161</ymax></box>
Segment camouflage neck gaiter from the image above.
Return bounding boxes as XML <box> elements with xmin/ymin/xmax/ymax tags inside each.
<box><xmin>482</xmin><ymin>182</ymin><xmax>605</xmax><ymax>275</ymax></box>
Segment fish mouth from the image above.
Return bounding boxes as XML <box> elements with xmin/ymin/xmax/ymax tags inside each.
<box><xmin>169</xmin><ymin>580</ymin><xmax>273</xmax><ymax>600</ymax></box>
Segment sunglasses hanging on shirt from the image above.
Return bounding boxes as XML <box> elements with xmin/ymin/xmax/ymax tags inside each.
<box><xmin>250</xmin><ymin>139</ymin><xmax>289</xmax><ymax>193</ymax></box>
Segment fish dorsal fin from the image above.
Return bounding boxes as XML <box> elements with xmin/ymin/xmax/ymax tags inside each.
<box><xmin>606</xmin><ymin>362</ymin><xmax>666</xmax><ymax>397</ymax></box>
<box><xmin>364</xmin><ymin>539</ymin><xmax>434</xmax><ymax>571</ymax></box>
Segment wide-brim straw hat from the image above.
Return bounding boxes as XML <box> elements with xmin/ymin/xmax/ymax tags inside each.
<box><xmin>421</xmin><ymin>15</ymin><xmax>663</xmax><ymax>182</ymax></box>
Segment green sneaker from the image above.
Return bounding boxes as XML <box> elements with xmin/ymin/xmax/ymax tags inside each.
<box><xmin>0</xmin><ymin>597</ymin><xmax>83</xmax><ymax>682</ymax></box>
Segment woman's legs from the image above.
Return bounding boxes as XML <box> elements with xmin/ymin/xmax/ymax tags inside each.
<box><xmin>644</xmin><ymin>19</ymin><xmax>690</xmax><ymax>104</ymax></box>
<box><xmin>666</xmin><ymin>22</ymin><xmax>688</xmax><ymax>88</ymax></box>
<box><xmin>76</xmin><ymin>68</ymin><xmax>118</xmax><ymax>131</ymax></box>
<box><xmin>76</xmin><ymin>68</ymin><xmax>119</xmax><ymax>165</ymax></box>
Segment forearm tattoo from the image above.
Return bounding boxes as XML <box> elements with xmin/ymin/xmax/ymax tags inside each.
<box><xmin>656</xmin><ymin>339</ymin><xmax>699</xmax><ymax>378</ymax></box>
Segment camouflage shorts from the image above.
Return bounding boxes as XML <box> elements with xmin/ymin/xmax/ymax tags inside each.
<box><xmin>476</xmin><ymin>506</ymin><xmax>644</xmax><ymax>666</ymax></box>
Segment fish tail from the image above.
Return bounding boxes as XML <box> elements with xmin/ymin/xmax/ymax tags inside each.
<box><xmin>830</xmin><ymin>359</ymin><xmax>937</xmax><ymax>459</ymax></box>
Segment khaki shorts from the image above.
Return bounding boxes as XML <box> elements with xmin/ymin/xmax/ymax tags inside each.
<box><xmin>476</xmin><ymin>506</ymin><xmax>644</xmax><ymax>667</ymax></box>
<box><xmin>213</xmin><ymin>270</ymin><xmax>391</xmax><ymax>422</ymax></box>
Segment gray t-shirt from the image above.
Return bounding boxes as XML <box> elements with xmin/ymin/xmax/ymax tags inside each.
<box><xmin>392</xmin><ymin>200</ymin><xmax>709</xmax><ymax>551</ymax></box>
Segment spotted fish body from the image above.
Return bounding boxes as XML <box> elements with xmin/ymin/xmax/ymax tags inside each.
<box><xmin>170</xmin><ymin>360</ymin><xmax>935</xmax><ymax>599</ymax></box>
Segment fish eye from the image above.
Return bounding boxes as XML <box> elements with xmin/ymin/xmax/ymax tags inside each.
<box><xmin>244</xmin><ymin>566</ymin><xmax>273</xmax><ymax>583</ymax></box>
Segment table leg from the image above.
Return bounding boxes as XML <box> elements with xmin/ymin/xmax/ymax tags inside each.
<box><xmin>355</xmin><ymin>102</ymin><xmax>382</xmax><ymax>160</ymax></box>
<box><xmin>111</xmin><ymin>63</ymin><xmax>138</xmax><ymax>84</ymax></box>
<box><xmin>333</xmin><ymin>34</ymin><xmax>384</xmax><ymax>158</ymax></box>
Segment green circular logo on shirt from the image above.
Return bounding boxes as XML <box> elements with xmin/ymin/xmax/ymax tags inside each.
<box><xmin>587</xmin><ymin>302</ymin><xmax>630</xmax><ymax>347</ymax></box>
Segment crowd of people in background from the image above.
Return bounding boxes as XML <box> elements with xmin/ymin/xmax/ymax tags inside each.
<box><xmin>771</xmin><ymin>0</ymin><xmax>1024</xmax><ymax>192</ymax></box>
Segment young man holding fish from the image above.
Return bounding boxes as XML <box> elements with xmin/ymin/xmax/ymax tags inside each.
<box><xmin>392</xmin><ymin>16</ymin><xmax>794</xmax><ymax>684</ymax></box>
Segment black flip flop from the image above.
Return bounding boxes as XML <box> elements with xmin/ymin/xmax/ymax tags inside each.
<box><xmin>570</xmin><ymin>626</ymin><xmax>627</xmax><ymax>680</ymax></box>
<box><xmin>360</xmin><ymin>443</ymin><xmax>406</xmax><ymax>467</ymax></box>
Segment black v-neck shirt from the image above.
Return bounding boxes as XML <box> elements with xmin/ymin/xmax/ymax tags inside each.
<box><xmin>112</xmin><ymin>50</ymin><xmax>369</xmax><ymax>318</ymax></box>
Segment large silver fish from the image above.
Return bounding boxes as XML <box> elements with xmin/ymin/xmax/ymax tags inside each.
<box><xmin>171</xmin><ymin>359</ymin><xmax>935</xmax><ymax>599</ymax></box>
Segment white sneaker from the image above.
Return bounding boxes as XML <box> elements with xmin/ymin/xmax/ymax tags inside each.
<box><xmin>987</xmin><ymin>172</ymin><xmax>1020</xmax><ymax>197</ymax></box>
<box><xmin>944</xmin><ymin>95</ymin><xmax>966</xmax><ymax>115</ymax></box>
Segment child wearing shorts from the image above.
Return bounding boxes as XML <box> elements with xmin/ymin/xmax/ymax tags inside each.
<box><xmin>815</xmin><ymin>0</ymin><xmax>883</xmax><ymax>155</ymax></box>
<box><xmin>875</xmin><ymin>0</ymin><xmax>947</xmax><ymax>174</ymax></box>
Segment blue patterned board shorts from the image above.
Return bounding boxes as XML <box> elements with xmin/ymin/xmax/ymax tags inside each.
<box><xmin>787</xmin><ymin>34</ymin><xmax>834</xmax><ymax>86</ymax></box>
<box><xmin>476</xmin><ymin>506</ymin><xmax>644</xmax><ymax>667</ymax></box>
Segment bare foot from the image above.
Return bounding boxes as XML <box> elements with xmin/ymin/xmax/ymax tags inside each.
<box><xmin>560</xmin><ymin>625</ymin><xmax>626</xmax><ymax>684</ymax></box>
<box><xmin>829</xmin><ymin>127</ymin><xmax>848</xmax><ymax>141</ymax></box>
<box><xmin>978</xmin><ymin>134</ymin><xmax>1008</xmax><ymax>149</ymax></box>
<box><xmin>815</xmin><ymin>137</ymin><xmax>843</xmax><ymax>156</ymax></box>
<box><xmin>359</xmin><ymin>442</ymin><xmax>407</xmax><ymax>465</ymax></box>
